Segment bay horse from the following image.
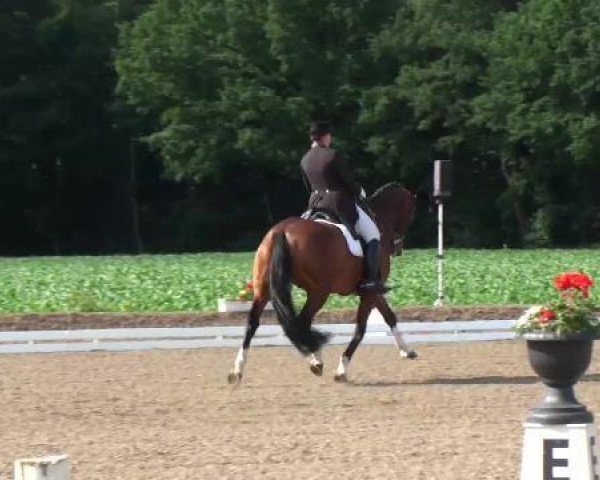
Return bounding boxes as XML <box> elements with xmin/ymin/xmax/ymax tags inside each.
<box><xmin>227</xmin><ymin>182</ymin><xmax>417</xmax><ymax>383</ymax></box>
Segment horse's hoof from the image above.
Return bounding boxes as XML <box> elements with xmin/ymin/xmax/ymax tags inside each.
<box><xmin>401</xmin><ymin>350</ymin><xmax>418</xmax><ymax>359</ymax></box>
<box><xmin>227</xmin><ymin>372</ymin><xmax>242</xmax><ymax>384</ymax></box>
<box><xmin>334</xmin><ymin>373</ymin><xmax>347</xmax><ymax>383</ymax></box>
<box><xmin>310</xmin><ymin>363</ymin><xmax>324</xmax><ymax>376</ymax></box>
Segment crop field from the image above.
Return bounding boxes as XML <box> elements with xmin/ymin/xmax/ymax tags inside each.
<box><xmin>0</xmin><ymin>249</ymin><xmax>598</xmax><ymax>314</ymax></box>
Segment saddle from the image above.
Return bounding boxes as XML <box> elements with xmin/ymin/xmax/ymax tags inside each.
<box><xmin>301</xmin><ymin>209</ymin><xmax>364</xmax><ymax>257</ymax></box>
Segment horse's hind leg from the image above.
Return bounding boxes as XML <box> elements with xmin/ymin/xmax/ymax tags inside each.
<box><xmin>298</xmin><ymin>291</ymin><xmax>329</xmax><ymax>376</ymax></box>
<box><xmin>227</xmin><ymin>297</ymin><xmax>268</xmax><ymax>384</ymax></box>
<box><xmin>309</xmin><ymin>349</ymin><xmax>324</xmax><ymax>376</ymax></box>
<box><xmin>373</xmin><ymin>296</ymin><xmax>417</xmax><ymax>359</ymax></box>
<box><xmin>334</xmin><ymin>296</ymin><xmax>374</xmax><ymax>382</ymax></box>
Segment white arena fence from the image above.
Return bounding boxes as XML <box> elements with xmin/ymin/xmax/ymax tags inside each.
<box><xmin>0</xmin><ymin>320</ymin><xmax>516</xmax><ymax>354</ymax></box>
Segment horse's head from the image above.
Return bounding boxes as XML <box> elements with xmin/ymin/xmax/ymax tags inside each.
<box><xmin>368</xmin><ymin>182</ymin><xmax>417</xmax><ymax>256</ymax></box>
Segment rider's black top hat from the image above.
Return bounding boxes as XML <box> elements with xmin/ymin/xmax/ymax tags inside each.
<box><xmin>309</xmin><ymin>121</ymin><xmax>331</xmax><ymax>137</ymax></box>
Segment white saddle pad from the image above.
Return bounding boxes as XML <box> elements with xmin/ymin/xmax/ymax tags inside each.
<box><xmin>315</xmin><ymin>219</ymin><xmax>363</xmax><ymax>257</ymax></box>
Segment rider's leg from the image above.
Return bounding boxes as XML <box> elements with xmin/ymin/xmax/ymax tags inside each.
<box><xmin>354</xmin><ymin>205</ymin><xmax>388</xmax><ymax>294</ymax></box>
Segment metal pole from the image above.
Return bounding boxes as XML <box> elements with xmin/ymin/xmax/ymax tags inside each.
<box><xmin>434</xmin><ymin>200</ymin><xmax>444</xmax><ymax>306</ymax></box>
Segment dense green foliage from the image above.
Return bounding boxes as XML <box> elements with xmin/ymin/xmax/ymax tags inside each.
<box><xmin>0</xmin><ymin>250</ymin><xmax>598</xmax><ymax>313</ymax></box>
<box><xmin>0</xmin><ymin>0</ymin><xmax>155</xmax><ymax>255</ymax></box>
<box><xmin>2</xmin><ymin>0</ymin><xmax>600</xmax><ymax>255</ymax></box>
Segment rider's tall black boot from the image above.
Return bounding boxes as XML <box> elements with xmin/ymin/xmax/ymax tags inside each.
<box><xmin>357</xmin><ymin>239</ymin><xmax>389</xmax><ymax>294</ymax></box>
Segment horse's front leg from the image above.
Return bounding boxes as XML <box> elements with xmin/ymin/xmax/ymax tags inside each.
<box><xmin>373</xmin><ymin>296</ymin><xmax>417</xmax><ymax>359</ymax></box>
<box><xmin>334</xmin><ymin>296</ymin><xmax>373</xmax><ymax>382</ymax></box>
<box><xmin>227</xmin><ymin>297</ymin><xmax>268</xmax><ymax>384</ymax></box>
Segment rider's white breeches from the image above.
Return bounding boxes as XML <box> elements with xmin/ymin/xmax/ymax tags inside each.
<box><xmin>354</xmin><ymin>205</ymin><xmax>380</xmax><ymax>242</ymax></box>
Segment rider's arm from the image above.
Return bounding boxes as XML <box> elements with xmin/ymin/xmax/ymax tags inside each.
<box><xmin>301</xmin><ymin>168</ymin><xmax>312</xmax><ymax>193</ymax></box>
<box><xmin>334</xmin><ymin>154</ymin><xmax>361</xmax><ymax>197</ymax></box>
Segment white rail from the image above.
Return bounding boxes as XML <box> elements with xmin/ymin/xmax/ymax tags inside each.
<box><xmin>0</xmin><ymin>320</ymin><xmax>516</xmax><ymax>354</ymax></box>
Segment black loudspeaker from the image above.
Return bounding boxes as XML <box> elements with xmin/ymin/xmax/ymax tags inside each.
<box><xmin>433</xmin><ymin>159</ymin><xmax>452</xmax><ymax>198</ymax></box>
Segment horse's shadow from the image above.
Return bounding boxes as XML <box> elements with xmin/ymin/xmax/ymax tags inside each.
<box><xmin>350</xmin><ymin>373</ymin><xmax>600</xmax><ymax>388</ymax></box>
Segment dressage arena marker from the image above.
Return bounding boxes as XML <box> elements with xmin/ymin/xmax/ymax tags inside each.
<box><xmin>0</xmin><ymin>320</ymin><xmax>516</xmax><ymax>354</ymax></box>
<box><xmin>519</xmin><ymin>332</ymin><xmax>600</xmax><ymax>480</ymax></box>
<box><xmin>521</xmin><ymin>423</ymin><xmax>600</xmax><ymax>479</ymax></box>
<box><xmin>14</xmin><ymin>455</ymin><xmax>69</xmax><ymax>480</ymax></box>
<box><xmin>217</xmin><ymin>299</ymin><xmax>274</xmax><ymax>313</ymax></box>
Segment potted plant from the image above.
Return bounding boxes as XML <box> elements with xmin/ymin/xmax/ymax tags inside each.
<box><xmin>514</xmin><ymin>272</ymin><xmax>599</xmax><ymax>424</ymax></box>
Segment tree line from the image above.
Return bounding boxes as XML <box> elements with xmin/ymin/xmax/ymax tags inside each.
<box><xmin>2</xmin><ymin>0</ymin><xmax>599</xmax><ymax>255</ymax></box>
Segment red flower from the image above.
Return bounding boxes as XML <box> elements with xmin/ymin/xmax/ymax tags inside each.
<box><xmin>554</xmin><ymin>272</ymin><xmax>593</xmax><ymax>297</ymax></box>
<box><xmin>538</xmin><ymin>308</ymin><xmax>556</xmax><ymax>324</ymax></box>
<box><xmin>246</xmin><ymin>281</ymin><xmax>253</xmax><ymax>290</ymax></box>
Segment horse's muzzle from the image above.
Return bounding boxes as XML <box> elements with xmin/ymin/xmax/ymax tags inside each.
<box><xmin>392</xmin><ymin>236</ymin><xmax>404</xmax><ymax>256</ymax></box>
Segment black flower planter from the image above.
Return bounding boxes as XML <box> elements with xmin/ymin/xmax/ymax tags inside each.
<box><xmin>523</xmin><ymin>332</ymin><xmax>596</xmax><ymax>425</ymax></box>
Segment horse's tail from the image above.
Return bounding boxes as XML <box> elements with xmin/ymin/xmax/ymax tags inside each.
<box><xmin>269</xmin><ymin>231</ymin><xmax>329</xmax><ymax>355</ymax></box>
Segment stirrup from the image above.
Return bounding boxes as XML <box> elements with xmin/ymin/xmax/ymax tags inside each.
<box><xmin>357</xmin><ymin>280</ymin><xmax>389</xmax><ymax>295</ymax></box>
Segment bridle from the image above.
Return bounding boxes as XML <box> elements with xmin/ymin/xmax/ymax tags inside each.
<box><xmin>368</xmin><ymin>183</ymin><xmax>415</xmax><ymax>257</ymax></box>
<box><xmin>391</xmin><ymin>190</ymin><xmax>416</xmax><ymax>256</ymax></box>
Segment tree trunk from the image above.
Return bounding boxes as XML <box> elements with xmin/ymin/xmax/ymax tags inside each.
<box><xmin>262</xmin><ymin>192</ymin><xmax>274</xmax><ymax>225</ymax></box>
<box><xmin>129</xmin><ymin>139</ymin><xmax>143</xmax><ymax>253</ymax></box>
<box><xmin>51</xmin><ymin>157</ymin><xmax>62</xmax><ymax>255</ymax></box>
<box><xmin>500</xmin><ymin>158</ymin><xmax>529</xmax><ymax>239</ymax></box>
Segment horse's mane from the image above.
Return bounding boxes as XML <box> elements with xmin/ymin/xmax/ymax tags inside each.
<box><xmin>369</xmin><ymin>182</ymin><xmax>404</xmax><ymax>201</ymax></box>
<box><xmin>368</xmin><ymin>182</ymin><xmax>406</xmax><ymax>211</ymax></box>
<box><xmin>368</xmin><ymin>182</ymin><xmax>414</xmax><ymax>234</ymax></box>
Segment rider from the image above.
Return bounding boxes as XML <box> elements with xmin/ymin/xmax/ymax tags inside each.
<box><xmin>300</xmin><ymin>121</ymin><xmax>388</xmax><ymax>294</ymax></box>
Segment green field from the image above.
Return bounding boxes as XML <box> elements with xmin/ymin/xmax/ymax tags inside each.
<box><xmin>0</xmin><ymin>249</ymin><xmax>598</xmax><ymax>314</ymax></box>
